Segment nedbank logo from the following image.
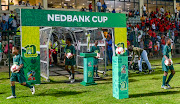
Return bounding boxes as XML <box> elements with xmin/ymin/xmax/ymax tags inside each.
<box><xmin>24</xmin><ymin>45</ymin><xmax>38</xmax><ymax>57</ymax></box>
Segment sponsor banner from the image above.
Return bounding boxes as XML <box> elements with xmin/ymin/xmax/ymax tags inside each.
<box><xmin>112</xmin><ymin>56</ymin><xmax>129</xmax><ymax>99</ymax></box>
<box><xmin>21</xmin><ymin>26</ymin><xmax>40</xmax><ymax>84</ymax></box>
<box><xmin>114</xmin><ymin>28</ymin><xmax>127</xmax><ymax>50</ymax></box>
<box><xmin>21</xmin><ymin>9</ymin><xmax>126</xmax><ymax>27</ymax></box>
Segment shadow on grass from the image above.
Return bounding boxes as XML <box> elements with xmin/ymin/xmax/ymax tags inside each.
<box><xmin>41</xmin><ymin>79</ymin><xmax>83</xmax><ymax>84</ymax></box>
<box><xmin>35</xmin><ymin>89</ymin><xmax>85</xmax><ymax>97</ymax></box>
<box><xmin>129</xmin><ymin>91</ymin><xmax>180</xmax><ymax>98</ymax></box>
<box><xmin>0</xmin><ymin>92</ymin><xmax>5</xmax><ymax>94</ymax></box>
<box><xmin>129</xmin><ymin>69</ymin><xmax>176</xmax><ymax>78</ymax></box>
<box><xmin>172</xmin><ymin>87</ymin><xmax>180</xmax><ymax>89</ymax></box>
<box><xmin>151</xmin><ymin>77</ymin><xmax>161</xmax><ymax>80</ymax></box>
<box><xmin>0</xmin><ymin>78</ymin><xmax>9</xmax><ymax>80</ymax></box>
<box><xmin>129</xmin><ymin>79</ymin><xmax>138</xmax><ymax>82</ymax></box>
<box><xmin>98</xmin><ymin>81</ymin><xmax>112</xmax><ymax>85</ymax></box>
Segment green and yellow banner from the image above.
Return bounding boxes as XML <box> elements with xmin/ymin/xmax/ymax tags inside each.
<box><xmin>114</xmin><ymin>28</ymin><xmax>127</xmax><ymax>50</ymax></box>
<box><xmin>21</xmin><ymin>26</ymin><xmax>40</xmax><ymax>84</ymax></box>
<box><xmin>21</xmin><ymin>9</ymin><xmax>126</xmax><ymax>28</ymax></box>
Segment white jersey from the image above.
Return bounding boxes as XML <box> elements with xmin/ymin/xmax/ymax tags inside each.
<box><xmin>143</xmin><ymin>6</ymin><xmax>146</xmax><ymax>11</ymax></box>
<box><xmin>152</xmin><ymin>24</ymin><xmax>156</xmax><ymax>30</ymax></box>
<box><xmin>160</xmin><ymin>8</ymin><xmax>164</xmax><ymax>13</ymax></box>
<box><xmin>97</xmin><ymin>2</ymin><xmax>101</xmax><ymax>7</ymax></box>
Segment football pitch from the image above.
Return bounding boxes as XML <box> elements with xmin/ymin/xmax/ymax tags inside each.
<box><xmin>0</xmin><ymin>58</ymin><xmax>180</xmax><ymax>104</ymax></box>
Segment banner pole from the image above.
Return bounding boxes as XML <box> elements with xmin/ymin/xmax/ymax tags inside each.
<box><xmin>8</xmin><ymin>32</ymin><xmax>10</xmax><ymax>78</ymax></box>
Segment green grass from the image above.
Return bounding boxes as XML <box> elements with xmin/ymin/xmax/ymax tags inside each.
<box><xmin>0</xmin><ymin>58</ymin><xmax>180</xmax><ymax>104</ymax></box>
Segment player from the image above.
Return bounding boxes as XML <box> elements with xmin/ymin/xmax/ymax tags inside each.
<box><xmin>64</xmin><ymin>38</ymin><xmax>76</xmax><ymax>83</ymax></box>
<box><xmin>128</xmin><ymin>46</ymin><xmax>152</xmax><ymax>74</ymax></box>
<box><xmin>90</xmin><ymin>40</ymin><xmax>100</xmax><ymax>78</ymax></box>
<box><xmin>161</xmin><ymin>38</ymin><xmax>175</xmax><ymax>89</ymax></box>
<box><xmin>7</xmin><ymin>46</ymin><xmax>35</xmax><ymax>99</ymax></box>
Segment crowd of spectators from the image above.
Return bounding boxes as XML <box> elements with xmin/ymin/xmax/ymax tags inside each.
<box><xmin>81</xmin><ymin>1</ymin><xmax>116</xmax><ymax>13</ymax></box>
<box><xmin>10</xmin><ymin>0</ymin><xmax>43</xmax><ymax>9</ymax></box>
<box><xmin>0</xmin><ymin>11</ymin><xmax>19</xmax><ymax>41</ymax></box>
<box><xmin>127</xmin><ymin>6</ymin><xmax>180</xmax><ymax>57</ymax></box>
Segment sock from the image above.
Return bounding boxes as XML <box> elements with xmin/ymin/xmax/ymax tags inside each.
<box><xmin>95</xmin><ymin>67</ymin><xmax>98</xmax><ymax>76</ymax></box>
<box><xmin>72</xmin><ymin>73</ymin><xmax>75</xmax><ymax>79</ymax></box>
<box><xmin>68</xmin><ymin>70</ymin><xmax>72</xmax><ymax>76</ymax></box>
<box><xmin>166</xmin><ymin>74</ymin><xmax>174</xmax><ymax>84</ymax></box>
<box><xmin>162</xmin><ymin>76</ymin><xmax>167</xmax><ymax>86</ymax></box>
<box><xmin>11</xmin><ymin>86</ymin><xmax>16</xmax><ymax>96</ymax></box>
<box><xmin>25</xmin><ymin>83</ymin><xmax>33</xmax><ymax>88</ymax></box>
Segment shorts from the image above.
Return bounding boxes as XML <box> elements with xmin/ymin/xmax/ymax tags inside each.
<box><xmin>65</xmin><ymin>58</ymin><xmax>75</xmax><ymax>66</ymax></box>
<box><xmin>10</xmin><ymin>71</ymin><xmax>26</xmax><ymax>83</ymax></box>
<box><xmin>2</xmin><ymin>32</ymin><xmax>7</xmax><ymax>36</ymax></box>
<box><xmin>94</xmin><ymin>58</ymin><xmax>99</xmax><ymax>65</ymax></box>
<box><xmin>149</xmin><ymin>48</ymin><xmax>152</xmax><ymax>53</ymax></box>
<box><xmin>162</xmin><ymin>59</ymin><xmax>174</xmax><ymax>72</ymax></box>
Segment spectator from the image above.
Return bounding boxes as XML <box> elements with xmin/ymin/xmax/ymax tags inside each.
<box><xmin>127</xmin><ymin>40</ymin><xmax>130</xmax><ymax>47</ymax></box>
<box><xmin>156</xmin><ymin>7</ymin><xmax>159</xmax><ymax>13</ymax></box>
<box><xmin>10</xmin><ymin>0</ymin><xmax>14</xmax><ymax>5</ymax></box>
<box><xmin>148</xmin><ymin>39</ymin><xmax>153</xmax><ymax>57</ymax></box>
<box><xmin>112</xmin><ymin>9</ymin><xmax>116</xmax><ymax>13</ymax></box>
<box><xmin>9</xmin><ymin>11</ymin><xmax>15</xmax><ymax>18</ymax></box>
<box><xmin>174</xmin><ymin>29</ymin><xmax>178</xmax><ymax>43</ymax></box>
<box><xmin>154</xmin><ymin>42</ymin><xmax>159</xmax><ymax>57</ymax></box>
<box><xmin>4</xmin><ymin>40</ymin><xmax>13</xmax><ymax>54</ymax></box>
<box><xmin>145</xmin><ymin>16</ymin><xmax>150</xmax><ymax>27</ymax></box>
<box><xmin>167</xmin><ymin>12</ymin><xmax>171</xmax><ymax>19</ymax></box>
<box><xmin>152</xmin><ymin>22</ymin><xmax>156</xmax><ymax>30</ymax></box>
<box><xmin>1</xmin><ymin>20</ymin><xmax>8</xmax><ymax>31</ymax></box>
<box><xmin>156</xmin><ymin>41</ymin><xmax>160</xmax><ymax>51</ymax></box>
<box><xmin>8</xmin><ymin>16</ymin><xmax>13</xmax><ymax>30</ymax></box>
<box><xmin>142</xmin><ymin>5</ymin><xmax>146</xmax><ymax>16</ymax></box>
<box><xmin>160</xmin><ymin>6</ymin><xmax>164</xmax><ymax>14</ymax></box>
<box><xmin>102</xmin><ymin>2</ymin><xmax>107</xmax><ymax>13</ymax></box>
<box><xmin>140</xmin><ymin>15</ymin><xmax>145</xmax><ymax>22</ymax></box>
<box><xmin>175</xmin><ymin>8</ymin><xmax>177</xmax><ymax>18</ymax></box>
<box><xmin>1</xmin><ymin>20</ymin><xmax>8</xmax><ymax>40</ymax></box>
<box><xmin>2</xmin><ymin>13</ymin><xmax>9</xmax><ymax>22</ymax></box>
<box><xmin>129</xmin><ymin>11</ymin><xmax>132</xmax><ymax>17</ymax></box>
<box><xmin>0</xmin><ymin>39</ymin><xmax>2</xmax><ymax>64</ymax></box>
<box><xmin>148</xmin><ymin>28</ymin><xmax>153</xmax><ymax>36</ymax></box>
<box><xmin>97</xmin><ymin>0</ymin><xmax>102</xmax><ymax>12</ymax></box>
<box><xmin>11</xmin><ymin>17</ymin><xmax>17</xmax><ymax>32</ymax></box>
<box><xmin>89</xmin><ymin>3</ymin><xmax>92</xmax><ymax>12</ymax></box>
<box><xmin>138</xmin><ymin>33</ymin><xmax>142</xmax><ymax>44</ymax></box>
<box><xmin>52</xmin><ymin>39</ymin><xmax>58</xmax><ymax>64</ymax></box>
<box><xmin>103</xmin><ymin>31</ymin><xmax>108</xmax><ymax>38</ymax></box>
<box><xmin>134</xmin><ymin>25</ymin><xmax>138</xmax><ymax>34</ymax></box>
<box><xmin>136</xmin><ymin>23</ymin><xmax>140</xmax><ymax>30</ymax></box>
<box><xmin>38</xmin><ymin>3</ymin><xmax>42</xmax><ymax>9</ymax></box>
<box><xmin>18</xmin><ymin>0</ymin><xmax>22</xmax><ymax>5</ymax></box>
<box><xmin>165</xmin><ymin>12</ymin><xmax>168</xmax><ymax>16</ymax></box>
<box><xmin>141</xmin><ymin>21</ymin><xmax>145</xmax><ymax>30</ymax></box>
<box><xmin>26</xmin><ymin>1</ymin><xmax>30</xmax><ymax>6</ymax></box>
<box><xmin>127</xmin><ymin>23</ymin><xmax>132</xmax><ymax>31</ymax></box>
<box><xmin>135</xmin><ymin>10</ymin><xmax>139</xmax><ymax>16</ymax></box>
<box><xmin>140</xmin><ymin>38</ymin><xmax>144</xmax><ymax>49</ymax></box>
<box><xmin>161</xmin><ymin>36</ymin><xmax>166</xmax><ymax>52</ymax></box>
<box><xmin>175</xmin><ymin>21</ymin><xmax>179</xmax><ymax>31</ymax></box>
<box><xmin>84</xmin><ymin>7</ymin><xmax>87</xmax><ymax>12</ymax></box>
<box><xmin>106</xmin><ymin>36</ymin><xmax>112</xmax><ymax>64</ymax></box>
<box><xmin>81</xmin><ymin>7</ymin><xmax>85</xmax><ymax>11</ymax></box>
